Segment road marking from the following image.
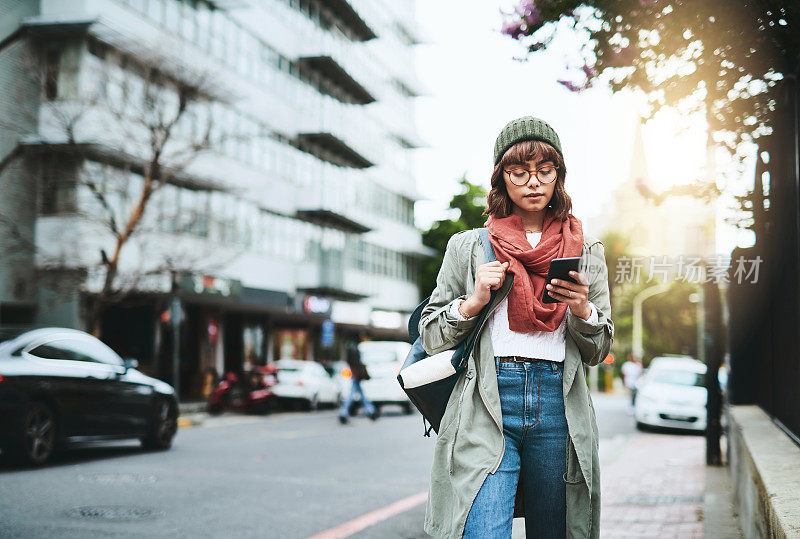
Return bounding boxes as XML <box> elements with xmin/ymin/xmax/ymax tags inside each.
<box><xmin>306</xmin><ymin>491</ymin><xmax>428</xmax><ymax>539</ymax></box>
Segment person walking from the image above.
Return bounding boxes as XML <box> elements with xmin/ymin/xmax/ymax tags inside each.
<box><xmin>338</xmin><ymin>336</ymin><xmax>378</xmax><ymax>424</ymax></box>
<box><xmin>418</xmin><ymin>116</ymin><xmax>614</xmax><ymax>538</ymax></box>
<box><xmin>621</xmin><ymin>354</ymin><xmax>644</xmax><ymax>407</ymax></box>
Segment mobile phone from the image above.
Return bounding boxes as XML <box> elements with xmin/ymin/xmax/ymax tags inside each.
<box><xmin>542</xmin><ymin>256</ymin><xmax>582</xmax><ymax>304</ymax></box>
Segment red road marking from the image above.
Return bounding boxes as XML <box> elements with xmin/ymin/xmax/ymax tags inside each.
<box><xmin>306</xmin><ymin>491</ymin><xmax>428</xmax><ymax>539</ymax></box>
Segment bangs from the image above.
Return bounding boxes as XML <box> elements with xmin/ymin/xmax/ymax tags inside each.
<box><xmin>499</xmin><ymin>139</ymin><xmax>561</xmax><ymax>168</ymax></box>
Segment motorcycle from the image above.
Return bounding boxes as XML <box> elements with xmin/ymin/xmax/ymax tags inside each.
<box><xmin>206</xmin><ymin>365</ymin><xmax>278</xmax><ymax>415</ymax></box>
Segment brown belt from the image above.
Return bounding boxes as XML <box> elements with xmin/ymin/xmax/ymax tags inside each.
<box><xmin>496</xmin><ymin>355</ymin><xmax>549</xmax><ymax>363</ymax></box>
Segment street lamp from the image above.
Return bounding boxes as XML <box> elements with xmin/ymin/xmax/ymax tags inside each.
<box><xmin>632</xmin><ymin>282</ymin><xmax>672</xmax><ymax>362</ymax></box>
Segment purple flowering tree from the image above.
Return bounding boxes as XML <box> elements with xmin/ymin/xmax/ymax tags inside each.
<box><xmin>499</xmin><ymin>0</ymin><xmax>799</xmax><ymax>229</ymax></box>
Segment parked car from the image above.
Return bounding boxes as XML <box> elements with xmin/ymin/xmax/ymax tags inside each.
<box><xmin>634</xmin><ymin>356</ymin><xmax>710</xmax><ymax>432</ymax></box>
<box><xmin>334</xmin><ymin>341</ymin><xmax>414</xmax><ymax>416</ymax></box>
<box><xmin>0</xmin><ymin>327</ymin><xmax>178</xmax><ymax>465</ymax></box>
<box><xmin>272</xmin><ymin>359</ymin><xmax>340</xmax><ymax>411</ymax></box>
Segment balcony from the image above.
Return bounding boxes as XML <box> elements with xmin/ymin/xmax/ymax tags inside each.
<box><xmin>318</xmin><ymin>0</ymin><xmax>377</xmax><ymax>41</ymax></box>
<box><xmin>292</xmin><ymin>132</ymin><xmax>374</xmax><ymax>169</ymax></box>
<box><xmin>295</xmin><ymin>208</ymin><xmax>370</xmax><ymax>233</ymax></box>
<box><xmin>296</xmin><ymin>251</ymin><xmax>369</xmax><ymax>301</ymax></box>
<box><xmin>295</xmin><ymin>55</ymin><xmax>375</xmax><ymax>104</ymax></box>
<box><xmin>294</xmin><ymin>179</ymin><xmax>371</xmax><ymax>233</ymax></box>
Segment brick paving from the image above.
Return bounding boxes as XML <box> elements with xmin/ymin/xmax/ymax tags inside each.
<box><xmin>600</xmin><ymin>431</ymin><xmax>706</xmax><ymax>538</ymax></box>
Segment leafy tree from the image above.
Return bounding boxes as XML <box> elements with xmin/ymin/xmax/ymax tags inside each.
<box><xmin>419</xmin><ymin>175</ymin><xmax>488</xmax><ymax>297</ymax></box>
<box><xmin>499</xmin><ymin>1</ymin><xmax>799</xmax><ymax>237</ymax></box>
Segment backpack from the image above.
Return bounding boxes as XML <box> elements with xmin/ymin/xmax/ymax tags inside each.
<box><xmin>397</xmin><ymin>228</ymin><xmax>498</xmax><ymax>436</ymax></box>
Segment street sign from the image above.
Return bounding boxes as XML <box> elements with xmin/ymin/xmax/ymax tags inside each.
<box><xmin>321</xmin><ymin>318</ymin><xmax>335</xmax><ymax>347</ymax></box>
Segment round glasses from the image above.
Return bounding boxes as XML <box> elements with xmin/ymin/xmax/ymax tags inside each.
<box><xmin>504</xmin><ymin>164</ymin><xmax>559</xmax><ymax>185</ymax></box>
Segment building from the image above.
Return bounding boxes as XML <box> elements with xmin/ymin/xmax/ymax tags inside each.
<box><xmin>600</xmin><ymin>119</ymin><xmax>716</xmax><ymax>261</ymax></box>
<box><xmin>0</xmin><ymin>0</ymin><xmax>431</xmax><ymax>399</ymax></box>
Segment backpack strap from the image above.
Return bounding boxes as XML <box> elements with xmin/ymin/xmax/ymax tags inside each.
<box><xmin>477</xmin><ymin>227</ymin><xmax>496</xmax><ymax>263</ymax></box>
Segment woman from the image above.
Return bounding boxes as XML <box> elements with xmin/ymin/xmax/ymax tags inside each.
<box><xmin>419</xmin><ymin>115</ymin><xmax>614</xmax><ymax>538</ymax></box>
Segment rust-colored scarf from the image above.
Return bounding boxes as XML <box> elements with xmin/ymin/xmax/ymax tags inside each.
<box><xmin>486</xmin><ymin>210</ymin><xmax>584</xmax><ymax>332</ymax></box>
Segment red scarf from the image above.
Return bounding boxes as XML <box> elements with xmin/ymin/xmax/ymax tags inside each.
<box><xmin>486</xmin><ymin>211</ymin><xmax>584</xmax><ymax>333</ymax></box>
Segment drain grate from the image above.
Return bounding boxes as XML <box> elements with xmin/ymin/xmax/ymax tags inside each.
<box><xmin>66</xmin><ymin>506</ymin><xmax>163</xmax><ymax>521</ymax></box>
<box><xmin>612</xmin><ymin>494</ymin><xmax>704</xmax><ymax>505</ymax></box>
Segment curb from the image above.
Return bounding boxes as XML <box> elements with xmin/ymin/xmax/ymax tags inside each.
<box><xmin>177</xmin><ymin>414</ymin><xmax>206</xmax><ymax>428</ymax></box>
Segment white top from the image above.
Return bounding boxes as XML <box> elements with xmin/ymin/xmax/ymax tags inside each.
<box><xmin>450</xmin><ymin>231</ymin><xmax>598</xmax><ymax>362</ymax></box>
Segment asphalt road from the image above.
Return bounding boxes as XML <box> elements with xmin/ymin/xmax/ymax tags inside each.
<box><xmin>0</xmin><ymin>393</ymin><xmax>637</xmax><ymax>538</ymax></box>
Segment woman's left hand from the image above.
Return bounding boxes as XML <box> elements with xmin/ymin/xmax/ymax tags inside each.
<box><xmin>546</xmin><ymin>270</ymin><xmax>591</xmax><ymax>320</ymax></box>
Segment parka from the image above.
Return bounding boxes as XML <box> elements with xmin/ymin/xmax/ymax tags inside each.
<box><xmin>419</xmin><ymin>227</ymin><xmax>614</xmax><ymax>539</ymax></box>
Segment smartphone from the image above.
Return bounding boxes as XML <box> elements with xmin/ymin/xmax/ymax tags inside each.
<box><xmin>542</xmin><ymin>256</ymin><xmax>582</xmax><ymax>304</ymax></box>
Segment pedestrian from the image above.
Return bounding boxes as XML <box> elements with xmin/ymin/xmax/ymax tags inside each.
<box><xmin>418</xmin><ymin>116</ymin><xmax>614</xmax><ymax>538</ymax></box>
<box><xmin>621</xmin><ymin>354</ymin><xmax>643</xmax><ymax>406</ymax></box>
<box><xmin>338</xmin><ymin>335</ymin><xmax>378</xmax><ymax>424</ymax></box>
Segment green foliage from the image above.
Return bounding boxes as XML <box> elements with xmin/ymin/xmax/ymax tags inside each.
<box><xmin>501</xmin><ymin>1</ymin><xmax>798</xmax><ymax>154</ymax></box>
<box><xmin>598</xmin><ymin>232</ymin><xmax>699</xmax><ymax>367</ymax></box>
<box><xmin>419</xmin><ymin>175</ymin><xmax>488</xmax><ymax>297</ymax></box>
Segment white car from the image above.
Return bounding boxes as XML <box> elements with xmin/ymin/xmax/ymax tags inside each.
<box><xmin>272</xmin><ymin>359</ymin><xmax>341</xmax><ymax>411</ymax></box>
<box><xmin>634</xmin><ymin>356</ymin><xmax>712</xmax><ymax>432</ymax></box>
<box><xmin>336</xmin><ymin>341</ymin><xmax>414</xmax><ymax>416</ymax></box>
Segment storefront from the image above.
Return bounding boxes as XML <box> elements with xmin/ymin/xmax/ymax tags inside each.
<box><xmin>99</xmin><ymin>280</ymin><xmax>412</xmax><ymax>402</ymax></box>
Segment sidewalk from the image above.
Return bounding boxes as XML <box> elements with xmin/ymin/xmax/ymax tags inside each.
<box><xmin>601</xmin><ymin>431</ymin><xmax>706</xmax><ymax>537</ymax></box>
<box><xmin>600</xmin><ymin>429</ymin><xmax>742</xmax><ymax>538</ymax></box>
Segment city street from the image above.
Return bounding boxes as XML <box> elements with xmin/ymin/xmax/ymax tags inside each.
<box><xmin>0</xmin><ymin>394</ymin><xmax>718</xmax><ymax>538</ymax></box>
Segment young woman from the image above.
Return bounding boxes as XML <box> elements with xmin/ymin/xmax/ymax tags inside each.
<box><xmin>419</xmin><ymin>116</ymin><xmax>614</xmax><ymax>539</ymax></box>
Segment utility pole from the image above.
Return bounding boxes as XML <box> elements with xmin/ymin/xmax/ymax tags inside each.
<box><xmin>170</xmin><ymin>273</ymin><xmax>183</xmax><ymax>399</ymax></box>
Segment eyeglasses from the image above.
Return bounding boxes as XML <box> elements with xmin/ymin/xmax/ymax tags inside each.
<box><xmin>503</xmin><ymin>164</ymin><xmax>559</xmax><ymax>185</ymax></box>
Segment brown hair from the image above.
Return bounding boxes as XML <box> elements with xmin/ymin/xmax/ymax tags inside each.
<box><xmin>484</xmin><ymin>139</ymin><xmax>573</xmax><ymax>221</ymax></box>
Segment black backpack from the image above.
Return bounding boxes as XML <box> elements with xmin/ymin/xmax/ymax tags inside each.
<box><xmin>397</xmin><ymin>228</ymin><xmax>498</xmax><ymax>436</ymax></box>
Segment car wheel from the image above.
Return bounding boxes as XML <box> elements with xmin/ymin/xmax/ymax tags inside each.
<box><xmin>141</xmin><ymin>398</ymin><xmax>177</xmax><ymax>450</ymax></box>
<box><xmin>635</xmin><ymin>421</ymin><xmax>648</xmax><ymax>431</ymax></box>
<box><xmin>14</xmin><ymin>401</ymin><xmax>57</xmax><ymax>466</ymax></box>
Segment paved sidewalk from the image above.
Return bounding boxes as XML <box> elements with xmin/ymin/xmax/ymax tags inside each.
<box><xmin>600</xmin><ymin>431</ymin><xmax>706</xmax><ymax>538</ymax></box>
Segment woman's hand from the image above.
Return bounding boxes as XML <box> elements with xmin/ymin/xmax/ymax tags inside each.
<box><xmin>460</xmin><ymin>261</ymin><xmax>510</xmax><ymax>317</ymax></box>
<box><xmin>547</xmin><ymin>270</ymin><xmax>591</xmax><ymax>320</ymax></box>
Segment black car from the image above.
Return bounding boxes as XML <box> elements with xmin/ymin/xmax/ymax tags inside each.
<box><xmin>0</xmin><ymin>327</ymin><xmax>178</xmax><ymax>465</ymax></box>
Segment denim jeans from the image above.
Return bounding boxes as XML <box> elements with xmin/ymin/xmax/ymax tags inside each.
<box><xmin>463</xmin><ymin>358</ymin><xmax>568</xmax><ymax>538</ymax></box>
<box><xmin>338</xmin><ymin>378</ymin><xmax>376</xmax><ymax>417</ymax></box>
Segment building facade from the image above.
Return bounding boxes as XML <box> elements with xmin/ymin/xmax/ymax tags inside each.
<box><xmin>0</xmin><ymin>0</ymin><xmax>430</xmax><ymax>399</ymax></box>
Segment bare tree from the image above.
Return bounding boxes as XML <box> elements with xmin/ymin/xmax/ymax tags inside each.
<box><xmin>1</xmin><ymin>35</ymin><xmax>264</xmax><ymax>335</ymax></box>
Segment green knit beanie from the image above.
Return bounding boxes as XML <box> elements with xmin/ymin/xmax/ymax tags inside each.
<box><xmin>493</xmin><ymin>115</ymin><xmax>563</xmax><ymax>166</ymax></box>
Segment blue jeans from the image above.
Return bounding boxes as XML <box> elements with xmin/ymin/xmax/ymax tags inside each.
<box><xmin>338</xmin><ymin>378</ymin><xmax>376</xmax><ymax>417</ymax></box>
<box><xmin>463</xmin><ymin>358</ymin><xmax>568</xmax><ymax>538</ymax></box>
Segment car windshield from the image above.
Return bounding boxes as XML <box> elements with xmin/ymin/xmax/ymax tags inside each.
<box><xmin>649</xmin><ymin>369</ymin><xmax>705</xmax><ymax>387</ymax></box>
<box><xmin>360</xmin><ymin>351</ymin><xmax>397</xmax><ymax>364</ymax></box>
<box><xmin>277</xmin><ymin>366</ymin><xmax>302</xmax><ymax>372</ymax></box>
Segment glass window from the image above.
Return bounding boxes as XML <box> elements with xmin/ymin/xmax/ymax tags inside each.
<box><xmin>148</xmin><ymin>0</ymin><xmax>165</xmax><ymax>23</ymax></box>
<box><xmin>28</xmin><ymin>336</ymin><xmax>123</xmax><ymax>366</ymax></box>
<box><xmin>649</xmin><ymin>369</ymin><xmax>706</xmax><ymax>387</ymax></box>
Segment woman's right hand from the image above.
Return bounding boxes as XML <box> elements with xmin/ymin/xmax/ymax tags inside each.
<box><xmin>460</xmin><ymin>261</ymin><xmax>510</xmax><ymax>317</ymax></box>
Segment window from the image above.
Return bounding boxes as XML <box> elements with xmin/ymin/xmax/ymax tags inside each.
<box><xmin>44</xmin><ymin>49</ymin><xmax>60</xmax><ymax>100</ymax></box>
<box><xmin>40</xmin><ymin>155</ymin><xmax>77</xmax><ymax>214</ymax></box>
<box><xmin>27</xmin><ymin>336</ymin><xmax>123</xmax><ymax>367</ymax></box>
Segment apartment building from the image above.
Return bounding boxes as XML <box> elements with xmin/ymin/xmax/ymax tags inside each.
<box><xmin>0</xmin><ymin>0</ymin><xmax>430</xmax><ymax>399</ymax></box>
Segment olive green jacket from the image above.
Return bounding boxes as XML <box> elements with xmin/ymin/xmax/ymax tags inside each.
<box><xmin>419</xmin><ymin>228</ymin><xmax>614</xmax><ymax>538</ymax></box>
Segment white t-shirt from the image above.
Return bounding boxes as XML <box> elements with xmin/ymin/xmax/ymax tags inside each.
<box><xmin>621</xmin><ymin>361</ymin><xmax>643</xmax><ymax>388</ymax></box>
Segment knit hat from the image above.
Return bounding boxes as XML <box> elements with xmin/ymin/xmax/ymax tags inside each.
<box><xmin>493</xmin><ymin>115</ymin><xmax>563</xmax><ymax>165</ymax></box>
